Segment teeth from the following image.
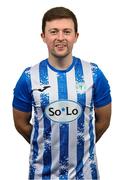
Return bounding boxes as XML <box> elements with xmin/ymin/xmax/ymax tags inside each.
<box><xmin>57</xmin><ymin>45</ymin><xmax>63</xmax><ymax>47</ymax></box>
<box><xmin>55</xmin><ymin>44</ymin><xmax>66</xmax><ymax>47</ymax></box>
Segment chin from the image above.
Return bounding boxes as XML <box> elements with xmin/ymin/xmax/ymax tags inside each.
<box><xmin>52</xmin><ymin>52</ymin><xmax>70</xmax><ymax>59</ymax></box>
<box><xmin>55</xmin><ymin>55</ymin><xmax>68</xmax><ymax>59</ymax></box>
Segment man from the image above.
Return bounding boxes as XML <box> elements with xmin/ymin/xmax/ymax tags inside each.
<box><xmin>12</xmin><ymin>7</ymin><xmax>112</xmax><ymax>180</ymax></box>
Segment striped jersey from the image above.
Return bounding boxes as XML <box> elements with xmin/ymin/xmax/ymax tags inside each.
<box><xmin>13</xmin><ymin>56</ymin><xmax>111</xmax><ymax>180</ymax></box>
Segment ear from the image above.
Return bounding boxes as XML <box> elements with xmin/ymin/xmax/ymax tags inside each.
<box><xmin>74</xmin><ymin>32</ymin><xmax>79</xmax><ymax>43</ymax></box>
<box><xmin>41</xmin><ymin>33</ymin><xmax>46</xmax><ymax>43</ymax></box>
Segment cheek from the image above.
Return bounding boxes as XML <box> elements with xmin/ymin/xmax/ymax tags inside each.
<box><xmin>45</xmin><ymin>37</ymin><xmax>54</xmax><ymax>46</ymax></box>
<box><xmin>46</xmin><ymin>40</ymin><xmax>54</xmax><ymax>50</ymax></box>
<box><xmin>71</xmin><ymin>36</ymin><xmax>78</xmax><ymax>43</ymax></box>
<box><xmin>66</xmin><ymin>35</ymin><xmax>77</xmax><ymax>43</ymax></box>
<box><xmin>67</xmin><ymin>39</ymin><xmax>77</xmax><ymax>47</ymax></box>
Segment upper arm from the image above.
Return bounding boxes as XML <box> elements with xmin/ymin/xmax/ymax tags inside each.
<box><xmin>92</xmin><ymin>63</ymin><xmax>112</xmax><ymax>108</ymax></box>
<box><xmin>12</xmin><ymin>68</ymin><xmax>33</xmax><ymax>142</ymax></box>
<box><xmin>95</xmin><ymin>103</ymin><xmax>112</xmax><ymax>126</ymax></box>
<box><xmin>13</xmin><ymin>108</ymin><xmax>32</xmax><ymax>131</ymax></box>
<box><xmin>12</xmin><ymin>67</ymin><xmax>32</xmax><ymax>112</ymax></box>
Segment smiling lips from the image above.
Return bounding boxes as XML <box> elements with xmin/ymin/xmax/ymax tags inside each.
<box><xmin>55</xmin><ymin>43</ymin><xmax>67</xmax><ymax>49</ymax></box>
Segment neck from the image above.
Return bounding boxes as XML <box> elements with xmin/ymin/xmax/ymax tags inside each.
<box><xmin>48</xmin><ymin>54</ymin><xmax>73</xmax><ymax>70</ymax></box>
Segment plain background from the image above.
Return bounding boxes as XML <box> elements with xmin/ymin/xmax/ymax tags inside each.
<box><xmin>0</xmin><ymin>0</ymin><xmax>119</xmax><ymax>179</ymax></box>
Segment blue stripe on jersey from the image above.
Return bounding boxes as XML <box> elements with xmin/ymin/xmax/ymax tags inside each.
<box><xmin>57</xmin><ymin>72</ymin><xmax>69</xmax><ymax>180</ymax></box>
<box><xmin>89</xmin><ymin>63</ymin><xmax>99</xmax><ymax>179</ymax></box>
<box><xmin>89</xmin><ymin>99</ymin><xmax>98</xmax><ymax>178</ymax></box>
<box><xmin>29</xmin><ymin>110</ymin><xmax>39</xmax><ymax>179</ymax></box>
<box><xmin>39</xmin><ymin>60</ymin><xmax>52</xmax><ymax>180</ymax></box>
<box><xmin>74</xmin><ymin>59</ymin><xmax>85</xmax><ymax>179</ymax></box>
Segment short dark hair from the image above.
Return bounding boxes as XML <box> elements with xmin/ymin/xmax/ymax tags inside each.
<box><xmin>42</xmin><ymin>7</ymin><xmax>78</xmax><ymax>33</ymax></box>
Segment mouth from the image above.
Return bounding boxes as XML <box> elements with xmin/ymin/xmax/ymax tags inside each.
<box><xmin>55</xmin><ymin>44</ymin><xmax>67</xmax><ymax>48</ymax></box>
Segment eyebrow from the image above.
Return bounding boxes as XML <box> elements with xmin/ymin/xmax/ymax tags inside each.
<box><xmin>48</xmin><ymin>28</ymin><xmax>73</xmax><ymax>31</ymax></box>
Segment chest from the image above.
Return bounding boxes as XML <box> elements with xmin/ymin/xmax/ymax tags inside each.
<box><xmin>31</xmin><ymin>68</ymin><xmax>94</xmax><ymax>111</ymax></box>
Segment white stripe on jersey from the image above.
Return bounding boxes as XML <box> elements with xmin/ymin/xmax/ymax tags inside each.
<box><xmin>81</xmin><ymin>60</ymin><xmax>94</xmax><ymax>179</ymax></box>
<box><xmin>66</xmin><ymin>67</ymin><xmax>78</xmax><ymax>179</ymax></box>
<box><xmin>33</xmin><ymin>108</ymin><xmax>44</xmax><ymax>180</ymax></box>
<box><xmin>30</xmin><ymin>64</ymin><xmax>44</xmax><ymax>179</ymax></box>
<box><xmin>31</xmin><ymin>64</ymin><xmax>41</xmax><ymax>107</ymax></box>
<box><xmin>47</xmin><ymin>67</ymin><xmax>60</xmax><ymax>180</ymax></box>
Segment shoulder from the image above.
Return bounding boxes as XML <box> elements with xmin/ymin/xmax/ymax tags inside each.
<box><xmin>74</xmin><ymin>56</ymin><xmax>100</xmax><ymax>74</ymax></box>
<box><xmin>74</xmin><ymin>57</ymin><xmax>106</xmax><ymax>83</ymax></box>
<box><xmin>30</xmin><ymin>59</ymin><xmax>47</xmax><ymax>72</ymax></box>
<box><xmin>74</xmin><ymin>56</ymin><xmax>98</xmax><ymax>68</ymax></box>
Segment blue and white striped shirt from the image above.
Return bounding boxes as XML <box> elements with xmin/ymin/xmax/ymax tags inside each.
<box><xmin>13</xmin><ymin>56</ymin><xmax>111</xmax><ymax>180</ymax></box>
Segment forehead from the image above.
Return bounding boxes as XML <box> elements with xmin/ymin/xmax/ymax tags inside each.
<box><xmin>45</xmin><ymin>18</ymin><xmax>75</xmax><ymax>30</ymax></box>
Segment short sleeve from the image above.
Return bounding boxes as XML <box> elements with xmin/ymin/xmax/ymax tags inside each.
<box><xmin>12</xmin><ymin>67</ymin><xmax>32</xmax><ymax>112</ymax></box>
<box><xmin>92</xmin><ymin>64</ymin><xmax>112</xmax><ymax>108</ymax></box>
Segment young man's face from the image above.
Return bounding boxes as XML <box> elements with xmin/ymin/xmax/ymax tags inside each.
<box><xmin>41</xmin><ymin>18</ymin><xmax>79</xmax><ymax>59</ymax></box>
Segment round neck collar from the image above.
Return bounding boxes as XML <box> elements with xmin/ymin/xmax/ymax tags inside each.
<box><xmin>47</xmin><ymin>57</ymin><xmax>75</xmax><ymax>73</ymax></box>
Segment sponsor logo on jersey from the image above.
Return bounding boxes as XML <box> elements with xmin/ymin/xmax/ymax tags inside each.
<box><xmin>45</xmin><ymin>100</ymin><xmax>82</xmax><ymax>123</ymax></box>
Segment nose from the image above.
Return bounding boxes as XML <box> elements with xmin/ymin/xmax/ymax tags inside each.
<box><xmin>57</xmin><ymin>31</ymin><xmax>65</xmax><ymax>40</ymax></box>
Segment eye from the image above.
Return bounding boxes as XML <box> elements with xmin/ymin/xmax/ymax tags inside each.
<box><xmin>49</xmin><ymin>30</ymin><xmax>57</xmax><ymax>35</ymax></box>
<box><xmin>64</xmin><ymin>30</ymin><xmax>71</xmax><ymax>35</ymax></box>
